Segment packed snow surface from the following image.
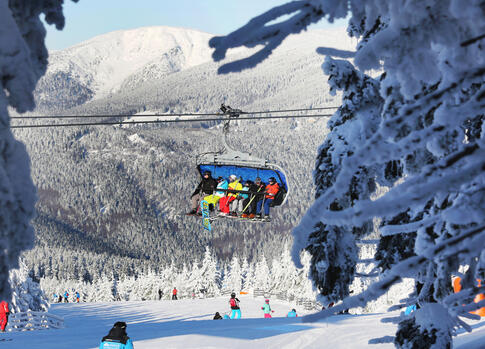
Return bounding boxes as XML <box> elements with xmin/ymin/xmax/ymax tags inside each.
<box><xmin>2</xmin><ymin>296</ymin><xmax>484</xmax><ymax>348</ymax></box>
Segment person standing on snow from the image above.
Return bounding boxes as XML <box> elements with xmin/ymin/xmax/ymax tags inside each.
<box><xmin>99</xmin><ymin>321</ymin><xmax>134</xmax><ymax>349</ymax></box>
<box><xmin>172</xmin><ymin>287</ymin><xmax>178</xmax><ymax>300</ymax></box>
<box><xmin>75</xmin><ymin>291</ymin><xmax>80</xmax><ymax>303</ymax></box>
<box><xmin>229</xmin><ymin>292</ymin><xmax>241</xmax><ymax>319</ymax></box>
<box><xmin>0</xmin><ymin>301</ymin><xmax>9</xmax><ymax>332</ymax></box>
<box><xmin>286</xmin><ymin>309</ymin><xmax>298</xmax><ymax>317</ymax></box>
<box><xmin>261</xmin><ymin>299</ymin><xmax>274</xmax><ymax>318</ymax></box>
<box><xmin>189</xmin><ymin>171</ymin><xmax>218</xmax><ymax>215</ymax></box>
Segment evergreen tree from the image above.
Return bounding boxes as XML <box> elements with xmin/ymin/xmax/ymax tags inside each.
<box><xmin>9</xmin><ymin>261</ymin><xmax>48</xmax><ymax>312</ymax></box>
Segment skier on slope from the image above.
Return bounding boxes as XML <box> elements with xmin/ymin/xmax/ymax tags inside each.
<box><xmin>229</xmin><ymin>292</ymin><xmax>241</xmax><ymax>319</ymax></box>
<box><xmin>261</xmin><ymin>299</ymin><xmax>274</xmax><ymax>318</ymax></box>
<box><xmin>286</xmin><ymin>309</ymin><xmax>298</xmax><ymax>317</ymax></box>
<box><xmin>0</xmin><ymin>301</ymin><xmax>9</xmax><ymax>332</ymax></box>
<box><xmin>99</xmin><ymin>321</ymin><xmax>134</xmax><ymax>349</ymax></box>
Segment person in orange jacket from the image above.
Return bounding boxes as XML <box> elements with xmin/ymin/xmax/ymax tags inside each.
<box><xmin>256</xmin><ymin>177</ymin><xmax>279</xmax><ymax>219</ymax></box>
<box><xmin>0</xmin><ymin>301</ymin><xmax>9</xmax><ymax>332</ymax></box>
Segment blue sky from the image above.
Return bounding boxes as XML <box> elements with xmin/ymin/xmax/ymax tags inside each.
<box><xmin>44</xmin><ymin>0</ymin><xmax>347</xmax><ymax>50</ymax></box>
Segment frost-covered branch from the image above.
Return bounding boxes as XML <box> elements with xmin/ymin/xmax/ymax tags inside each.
<box><xmin>209</xmin><ymin>0</ymin><xmax>349</xmax><ymax>74</ymax></box>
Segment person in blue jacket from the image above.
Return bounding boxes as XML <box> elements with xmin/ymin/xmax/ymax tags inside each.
<box><xmin>287</xmin><ymin>309</ymin><xmax>298</xmax><ymax>317</ymax></box>
<box><xmin>99</xmin><ymin>322</ymin><xmax>134</xmax><ymax>349</ymax></box>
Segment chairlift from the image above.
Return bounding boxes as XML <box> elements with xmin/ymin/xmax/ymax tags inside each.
<box><xmin>195</xmin><ymin>104</ymin><xmax>289</xmax><ymax>216</ymax></box>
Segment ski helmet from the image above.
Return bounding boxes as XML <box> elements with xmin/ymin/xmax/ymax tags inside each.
<box><xmin>231</xmin><ymin>292</ymin><xmax>236</xmax><ymax>297</ymax></box>
<box><xmin>265</xmin><ymin>299</ymin><xmax>270</xmax><ymax>303</ymax></box>
<box><xmin>229</xmin><ymin>174</ymin><xmax>237</xmax><ymax>181</ymax></box>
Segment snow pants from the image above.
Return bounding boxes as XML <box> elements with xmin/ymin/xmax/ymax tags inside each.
<box><xmin>264</xmin><ymin>313</ymin><xmax>272</xmax><ymax>318</ymax></box>
<box><xmin>0</xmin><ymin>314</ymin><xmax>7</xmax><ymax>331</ymax></box>
<box><xmin>191</xmin><ymin>193</ymin><xmax>202</xmax><ymax>211</ymax></box>
<box><xmin>219</xmin><ymin>196</ymin><xmax>236</xmax><ymax>213</ymax></box>
<box><xmin>256</xmin><ymin>198</ymin><xmax>273</xmax><ymax>215</ymax></box>
<box><xmin>203</xmin><ymin>194</ymin><xmax>222</xmax><ymax>209</ymax></box>
<box><xmin>230</xmin><ymin>309</ymin><xmax>241</xmax><ymax>319</ymax></box>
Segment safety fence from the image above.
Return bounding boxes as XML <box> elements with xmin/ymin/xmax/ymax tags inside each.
<box><xmin>253</xmin><ymin>289</ymin><xmax>321</xmax><ymax>310</ymax></box>
<box><xmin>6</xmin><ymin>311</ymin><xmax>64</xmax><ymax>332</ymax></box>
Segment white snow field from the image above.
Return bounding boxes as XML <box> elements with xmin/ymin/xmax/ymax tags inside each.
<box><xmin>2</xmin><ymin>295</ymin><xmax>484</xmax><ymax>348</ymax></box>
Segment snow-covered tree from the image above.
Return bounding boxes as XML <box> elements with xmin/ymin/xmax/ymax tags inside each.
<box><xmin>0</xmin><ymin>0</ymin><xmax>77</xmax><ymax>301</ymax></box>
<box><xmin>198</xmin><ymin>246</ymin><xmax>221</xmax><ymax>296</ymax></box>
<box><xmin>226</xmin><ymin>255</ymin><xmax>242</xmax><ymax>293</ymax></box>
<box><xmin>253</xmin><ymin>254</ymin><xmax>270</xmax><ymax>291</ymax></box>
<box><xmin>210</xmin><ymin>1</ymin><xmax>485</xmax><ymax>347</ymax></box>
<box><xmin>9</xmin><ymin>260</ymin><xmax>48</xmax><ymax>312</ymax></box>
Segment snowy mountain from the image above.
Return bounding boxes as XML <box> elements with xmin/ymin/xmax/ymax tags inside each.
<box><xmin>34</xmin><ymin>26</ymin><xmax>353</xmax><ymax>113</ymax></box>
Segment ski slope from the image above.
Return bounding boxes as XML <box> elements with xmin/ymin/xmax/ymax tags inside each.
<box><xmin>2</xmin><ymin>295</ymin><xmax>484</xmax><ymax>348</ymax></box>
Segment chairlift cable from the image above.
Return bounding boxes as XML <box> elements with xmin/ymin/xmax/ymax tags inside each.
<box><xmin>10</xmin><ymin>106</ymin><xmax>339</xmax><ymax>120</ymax></box>
<box><xmin>11</xmin><ymin>113</ymin><xmax>334</xmax><ymax>129</ymax></box>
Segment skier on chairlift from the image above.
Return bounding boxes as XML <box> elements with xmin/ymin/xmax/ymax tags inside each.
<box><xmin>219</xmin><ymin>175</ymin><xmax>242</xmax><ymax>216</ymax></box>
<box><xmin>203</xmin><ymin>176</ymin><xmax>227</xmax><ymax>211</ymax></box>
<box><xmin>189</xmin><ymin>171</ymin><xmax>217</xmax><ymax>215</ymax></box>
<box><xmin>256</xmin><ymin>177</ymin><xmax>279</xmax><ymax>220</ymax></box>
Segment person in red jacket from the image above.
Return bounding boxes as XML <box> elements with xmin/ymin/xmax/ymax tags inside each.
<box><xmin>256</xmin><ymin>177</ymin><xmax>279</xmax><ymax>220</ymax></box>
<box><xmin>0</xmin><ymin>301</ymin><xmax>9</xmax><ymax>332</ymax></box>
<box><xmin>172</xmin><ymin>287</ymin><xmax>178</xmax><ymax>300</ymax></box>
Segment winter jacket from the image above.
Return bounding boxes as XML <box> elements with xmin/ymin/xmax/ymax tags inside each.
<box><xmin>99</xmin><ymin>338</ymin><xmax>134</xmax><ymax>349</ymax></box>
<box><xmin>261</xmin><ymin>303</ymin><xmax>272</xmax><ymax>314</ymax></box>
<box><xmin>192</xmin><ymin>176</ymin><xmax>218</xmax><ymax>196</ymax></box>
<box><xmin>215</xmin><ymin>180</ymin><xmax>228</xmax><ymax>197</ymax></box>
<box><xmin>0</xmin><ymin>301</ymin><xmax>9</xmax><ymax>315</ymax></box>
<box><xmin>227</xmin><ymin>180</ymin><xmax>242</xmax><ymax>198</ymax></box>
<box><xmin>100</xmin><ymin>325</ymin><xmax>133</xmax><ymax>349</ymax></box>
<box><xmin>265</xmin><ymin>182</ymin><xmax>279</xmax><ymax>199</ymax></box>
<box><xmin>287</xmin><ymin>310</ymin><xmax>297</xmax><ymax>317</ymax></box>
<box><xmin>229</xmin><ymin>297</ymin><xmax>240</xmax><ymax>310</ymax></box>
<box><xmin>239</xmin><ymin>186</ymin><xmax>249</xmax><ymax>200</ymax></box>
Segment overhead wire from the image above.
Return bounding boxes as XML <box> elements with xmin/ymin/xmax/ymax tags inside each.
<box><xmin>10</xmin><ymin>106</ymin><xmax>339</xmax><ymax>120</ymax></box>
<box><xmin>11</xmin><ymin>113</ymin><xmax>336</xmax><ymax>129</ymax></box>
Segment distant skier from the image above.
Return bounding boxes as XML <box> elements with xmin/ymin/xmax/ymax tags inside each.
<box><xmin>99</xmin><ymin>321</ymin><xmax>134</xmax><ymax>349</ymax></box>
<box><xmin>287</xmin><ymin>309</ymin><xmax>298</xmax><ymax>317</ymax></box>
<box><xmin>75</xmin><ymin>291</ymin><xmax>80</xmax><ymax>303</ymax></box>
<box><xmin>213</xmin><ymin>312</ymin><xmax>223</xmax><ymax>320</ymax></box>
<box><xmin>0</xmin><ymin>301</ymin><xmax>9</xmax><ymax>332</ymax></box>
<box><xmin>64</xmin><ymin>291</ymin><xmax>69</xmax><ymax>303</ymax></box>
<box><xmin>172</xmin><ymin>287</ymin><xmax>178</xmax><ymax>300</ymax></box>
<box><xmin>229</xmin><ymin>292</ymin><xmax>241</xmax><ymax>319</ymax></box>
<box><xmin>158</xmin><ymin>289</ymin><xmax>163</xmax><ymax>300</ymax></box>
<box><xmin>261</xmin><ymin>299</ymin><xmax>274</xmax><ymax>318</ymax></box>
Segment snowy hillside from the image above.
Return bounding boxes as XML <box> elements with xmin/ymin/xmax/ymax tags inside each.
<box><xmin>3</xmin><ymin>297</ymin><xmax>483</xmax><ymax>348</ymax></box>
<box><xmin>34</xmin><ymin>26</ymin><xmax>353</xmax><ymax>113</ymax></box>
